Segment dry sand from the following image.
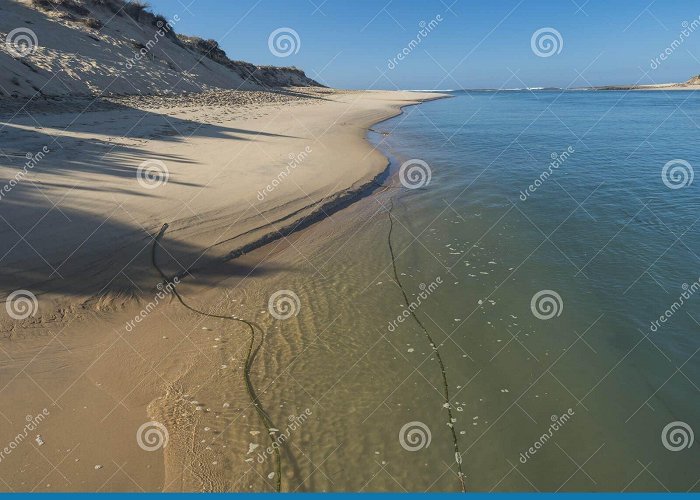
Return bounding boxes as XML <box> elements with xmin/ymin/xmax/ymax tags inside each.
<box><xmin>0</xmin><ymin>88</ymin><xmax>445</xmax><ymax>491</ymax></box>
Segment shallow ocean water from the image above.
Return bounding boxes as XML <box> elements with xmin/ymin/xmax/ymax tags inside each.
<box><xmin>235</xmin><ymin>90</ymin><xmax>699</xmax><ymax>491</ymax></box>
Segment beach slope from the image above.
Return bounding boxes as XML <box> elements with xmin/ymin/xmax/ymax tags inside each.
<box><xmin>0</xmin><ymin>89</ymin><xmax>445</xmax><ymax>314</ymax></box>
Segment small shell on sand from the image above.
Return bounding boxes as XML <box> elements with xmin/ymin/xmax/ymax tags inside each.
<box><xmin>247</xmin><ymin>443</ymin><xmax>259</xmax><ymax>454</ymax></box>
<box><xmin>267</xmin><ymin>472</ymin><xmax>275</xmax><ymax>479</ymax></box>
<box><xmin>94</xmin><ymin>465</ymin><xmax>103</xmax><ymax>470</ymax></box>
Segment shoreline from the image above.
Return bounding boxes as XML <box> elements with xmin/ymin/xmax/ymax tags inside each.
<box><xmin>219</xmin><ymin>93</ymin><xmax>450</xmax><ymax>264</ymax></box>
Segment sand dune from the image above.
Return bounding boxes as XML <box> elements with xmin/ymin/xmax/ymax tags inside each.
<box><xmin>0</xmin><ymin>0</ymin><xmax>318</xmax><ymax>97</ymax></box>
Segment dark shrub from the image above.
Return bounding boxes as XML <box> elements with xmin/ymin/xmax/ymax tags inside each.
<box><xmin>82</xmin><ymin>17</ymin><xmax>103</xmax><ymax>29</ymax></box>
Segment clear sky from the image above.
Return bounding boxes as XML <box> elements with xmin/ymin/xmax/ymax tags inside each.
<box><xmin>146</xmin><ymin>0</ymin><xmax>700</xmax><ymax>89</ymax></box>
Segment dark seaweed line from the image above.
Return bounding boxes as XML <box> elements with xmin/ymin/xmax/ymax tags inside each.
<box><xmin>151</xmin><ymin>223</ymin><xmax>282</xmax><ymax>492</ymax></box>
<box><xmin>386</xmin><ymin>199</ymin><xmax>467</xmax><ymax>493</ymax></box>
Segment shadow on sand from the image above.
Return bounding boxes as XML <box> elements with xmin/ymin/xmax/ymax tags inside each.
<box><xmin>0</xmin><ymin>98</ymin><xmax>296</xmax><ymax>311</ymax></box>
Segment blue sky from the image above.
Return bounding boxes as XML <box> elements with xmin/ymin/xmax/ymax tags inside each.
<box><xmin>147</xmin><ymin>0</ymin><xmax>700</xmax><ymax>89</ymax></box>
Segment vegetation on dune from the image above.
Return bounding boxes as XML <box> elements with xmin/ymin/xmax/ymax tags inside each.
<box><xmin>23</xmin><ymin>0</ymin><xmax>322</xmax><ymax>89</ymax></box>
<box><xmin>30</xmin><ymin>0</ymin><xmax>174</xmax><ymax>39</ymax></box>
<box><xmin>31</xmin><ymin>0</ymin><xmax>91</xmax><ymax>16</ymax></box>
<box><xmin>176</xmin><ymin>34</ymin><xmax>322</xmax><ymax>87</ymax></box>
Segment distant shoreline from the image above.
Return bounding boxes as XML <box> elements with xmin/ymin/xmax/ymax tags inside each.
<box><xmin>407</xmin><ymin>74</ymin><xmax>700</xmax><ymax>92</ymax></box>
<box><xmin>586</xmin><ymin>83</ymin><xmax>700</xmax><ymax>91</ymax></box>
<box><xmin>406</xmin><ymin>83</ymin><xmax>700</xmax><ymax>92</ymax></box>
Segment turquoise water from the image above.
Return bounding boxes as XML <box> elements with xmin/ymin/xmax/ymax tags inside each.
<box><xmin>252</xmin><ymin>90</ymin><xmax>699</xmax><ymax>491</ymax></box>
<box><xmin>368</xmin><ymin>90</ymin><xmax>700</xmax><ymax>490</ymax></box>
